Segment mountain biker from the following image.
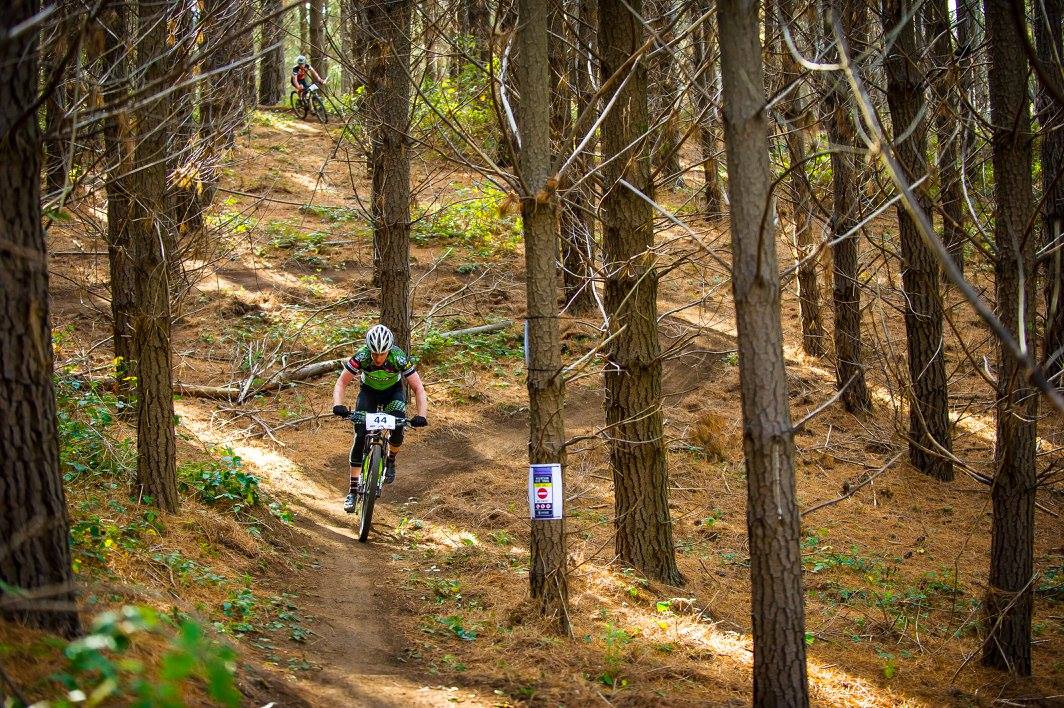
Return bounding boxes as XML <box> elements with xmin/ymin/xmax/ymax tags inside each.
<box><xmin>291</xmin><ymin>55</ymin><xmax>325</xmax><ymax>99</ymax></box>
<box><xmin>332</xmin><ymin>324</ymin><xmax>428</xmax><ymax>513</ymax></box>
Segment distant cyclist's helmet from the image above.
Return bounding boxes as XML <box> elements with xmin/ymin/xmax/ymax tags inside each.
<box><xmin>366</xmin><ymin>324</ymin><xmax>394</xmax><ymax>354</ymax></box>
<box><xmin>296</xmin><ymin>55</ymin><xmax>307</xmax><ymax>65</ymax></box>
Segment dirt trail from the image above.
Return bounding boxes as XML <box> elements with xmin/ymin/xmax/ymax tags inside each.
<box><xmin>256</xmin><ymin>417</ymin><xmax>496</xmax><ymax>707</ymax></box>
<box><xmin>173</xmin><ymin>117</ymin><xmax>502</xmax><ymax>706</ymax></box>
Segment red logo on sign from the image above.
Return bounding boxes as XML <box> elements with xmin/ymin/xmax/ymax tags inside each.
<box><xmin>536</xmin><ymin>487</ymin><xmax>548</xmax><ymax>500</ymax></box>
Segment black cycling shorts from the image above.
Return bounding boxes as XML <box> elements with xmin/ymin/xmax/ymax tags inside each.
<box><xmin>348</xmin><ymin>383</ymin><xmax>406</xmax><ymax>467</ymax></box>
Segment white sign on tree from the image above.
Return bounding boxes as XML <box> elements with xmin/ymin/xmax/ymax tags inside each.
<box><xmin>528</xmin><ymin>463</ymin><xmax>562</xmax><ymax>520</ymax></box>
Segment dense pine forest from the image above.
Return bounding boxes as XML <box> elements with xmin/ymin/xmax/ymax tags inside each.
<box><xmin>1</xmin><ymin>0</ymin><xmax>1063</xmax><ymax>704</ymax></box>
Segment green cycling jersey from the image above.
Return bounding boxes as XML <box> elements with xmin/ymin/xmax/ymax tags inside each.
<box><xmin>343</xmin><ymin>345</ymin><xmax>417</xmax><ymax>391</ymax></box>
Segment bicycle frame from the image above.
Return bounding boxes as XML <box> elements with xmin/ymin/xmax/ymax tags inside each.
<box><xmin>352</xmin><ymin>408</ymin><xmax>406</xmax><ymax>492</ymax></box>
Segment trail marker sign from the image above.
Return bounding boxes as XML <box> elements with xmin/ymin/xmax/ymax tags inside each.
<box><xmin>528</xmin><ymin>463</ymin><xmax>562</xmax><ymax>520</ymax></box>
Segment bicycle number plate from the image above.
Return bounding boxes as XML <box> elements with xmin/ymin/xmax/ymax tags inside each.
<box><xmin>308</xmin><ymin>83</ymin><xmax>318</xmax><ymax>91</ymax></box>
<box><xmin>365</xmin><ymin>413</ymin><xmax>395</xmax><ymax>431</ymax></box>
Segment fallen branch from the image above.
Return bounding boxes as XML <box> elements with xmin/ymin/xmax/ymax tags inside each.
<box><xmin>436</xmin><ymin>320</ymin><xmax>513</xmax><ymax>338</ymax></box>
<box><xmin>801</xmin><ymin>452</ymin><xmax>903</xmax><ymax>517</ymax></box>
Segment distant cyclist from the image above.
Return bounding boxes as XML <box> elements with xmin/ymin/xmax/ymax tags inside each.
<box><xmin>332</xmin><ymin>324</ymin><xmax>428</xmax><ymax>513</ymax></box>
<box><xmin>291</xmin><ymin>55</ymin><xmax>325</xmax><ymax>99</ymax></box>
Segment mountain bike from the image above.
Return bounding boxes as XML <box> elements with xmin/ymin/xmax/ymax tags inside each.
<box><xmin>290</xmin><ymin>82</ymin><xmax>328</xmax><ymax>123</ymax></box>
<box><xmin>346</xmin><ymin>409</ymin><xmax>408</xmax><ymax>543</ymax></box>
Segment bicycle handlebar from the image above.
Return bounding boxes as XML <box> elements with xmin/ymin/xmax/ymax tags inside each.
<box><xmin>344</xmin><ymin>412</ymin><xmax>409</xmax><ymax>428</ymax></box>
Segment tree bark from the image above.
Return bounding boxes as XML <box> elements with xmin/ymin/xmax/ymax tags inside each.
<box><xmin>310</xmin><ymin>0</ymin><xmax>327</xmax><ymax>77</ymax></box>
<box><xmin>925</xmin><ymin>0</ymin><xmax>966</xmax><ymax>272</ymax></box>
<box><xmin>169</xmin><ymin>2</ymin><xmax>203</xmax><ymax>252</ymax></box>
<box><xmin>882</xmin><ymin>0</ymin><xmax>953</xmax><ymax>481</ymax></box>
<box><xmin>551</xmin><ymin>0</ymin><xmax>593</xmax><ymax>314</ymax></box>
<box><xmin>778</xmin><ymin>0</ymin><xmax>824</xmax><ymax>357</ymax></box>
<box><xmin>517</xmin><ymin>0</ymin><xmax>570</xmax><ymax>633</ymax></box>
<box><xmin>599</xmin><ymin>0</ymin><xmax>682</xmax><ymax>586</ymax></box>
<box><xmin>129</xmin><ymin>0</ymin><xmax>180</xmax><ymax>513</ymax></box>
<box><xmin>300</xmin><ymin>0</ymin><xmax>308</xmax><ymax>50</ymax></box>
<box><xmin>366</xmin><ymin>0</ymin><xmax>413</xmax><ymax>350</ymax></box>
<box><xmin>981</xmin><ymin>0</ymin><xmax>1038</xmax><ymax>676</ymax></box>
<box><xmin>0</xmin><ymin>0</ymin><xmax>81</xmax><ymax>638</ymax></box>
<box><xmin>466</xmin><ymin>0</ymin><xmax>490</xmax><ymax>65</ymax></box>
<box><xmin>340</xmin><ymin>0</ymin><xmax>354</xmax><ymax>94</ymax></box>
<box><xmin>1036</xmin><ymin>0</ymin><xmax>1064</xmax><ymax>380</ymax></box>
<box><xmin>100</xmin><ymin>0</ymin><xmax>136</xmax><ymax>388</ymax></box>
<box><xmin>564</xmin><ymin>0</ymin><xmax>599</xmax><ymax>314</ymax></box>
<box><xmin>719</xmin><ymin>0</ymin><xmax>808</xmax><ymax>701</ymax></box>
<box><xmin>647</xmin><ymin>0</ymin><xmax>682</xmax><ymax>186</ymax></box>
<box><xmin>42</xmin><ymin>9</ymin><xmax>70</xmax><ymax>202</ymax></box>
<box><xmin>691</xmin><ymin>0</ymin><xmax>723</xmax><ymax>216</ymax></box>
<box><xmin>260</xmin><ymin>0</ymin><xmax>286</xmax><ymax>105</ymax></box>
<box><xmin>822</xmin><ymin>0</ymin><xmax>871</xmax><ymax>412</ymax></box>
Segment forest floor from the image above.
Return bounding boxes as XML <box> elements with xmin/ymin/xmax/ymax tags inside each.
<box><xmin>10</xmin><ymin>107</ymin><xmax>1064</xmax><ymax>706</ymax></box>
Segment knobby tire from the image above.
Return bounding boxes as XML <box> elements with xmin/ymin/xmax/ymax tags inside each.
<box><xmin>358</xmin><ymin>447</ymin><xmax>382</xmax><ymax>543</ymax></box>
<box><xmin>290</xmin><ymin>91</ymin><xmax>308</xmax><ymax>120</ymax></box>
<box><xmin>312</xmin><ymin>95</ymin><xmax>328</xmax><ymax>123</ymax></box>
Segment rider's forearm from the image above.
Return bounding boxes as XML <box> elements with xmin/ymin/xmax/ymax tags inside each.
<box><xmin>415</xmin><ymin>386</ymin><xmax>428</xmax><ymax>417</ymax></box>
<box><xmin>332</xmin><ymin>377</ymin><xmax>347</xmax><ymax>406</ymax></box>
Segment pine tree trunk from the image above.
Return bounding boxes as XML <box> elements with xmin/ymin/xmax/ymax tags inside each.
<box><xmin>101</xmin><ymin>0</ymin><xmax>136</xmax><ymax>387</ymax></box>
<box><xmin>599</xmin><ymin>0</ymin><xmax>682</xmax><ymax>586</ymax></box>
<box><xmin>366</xmin><ymin>0</ymin><xmax>412</xmax><ymax>350</ymax></box>
<box><xmin>926</xmin><ymin>0</ymin><xmax>966</xmax><ymax>272</ymax></box>
<box><xmin>565</xmin><ymin>0</ymin><xmax>598</xmax><ymax>314</ymax></box>
<box><xmin>341</xmin><ymin>0</ymin><xmax>354</xmax><ymax>93</ymax></box>
<box><xmin>42</xmin><ymin>9</ymin><xmax>69</xmax><ymax>202</ymax></box>
<box><xmin>310</xmin><ymin>0</ymin><xmax>327</xmax><ymax>77</ymax></box>
<box><xmin>981</xmin><ymin>0</ymin><xmax>1037</xmax><ymax>676</ymax></box>
<box><xmin>517</xmin><ymin>0</ymin><xmax>570</xmax><ymax>633</ymax></box>
<box><xmin>300</xmin><ymin>0</ymin><xmax>308</xmax><ymax>50</ymax></box>
<box><xmin>0</xmin><ymin>0</ymin><xmax>81</xmax><ymax>638</ymax></box>
<box><xmin>467</xmin><ymin>0</ymin><xmax>490</xmax><ymax>64</ymax></box>
<box><xmin>691</xmin><ymin>0</ymin><xmax>723</xmax><ymax>216</ymax></box>
<box><xmin>130</xmin><ymin>0</ymin><xmax>179</xmax><ymax>513</ymax></box>
<box><xmin>823</xmin><ymin>0</ymin><xmax>871</xmax><ymax>412</ymax></box>
<box><xmin>260</xmin><ymin>0</ymin><xmax>286</xmax><ymax>105</ymax></box>
<box><xmin>238</xmin><ymin>0</ymin><xmax>257</xmax><ymax>112</ymax></box>
<box><xmin>551</xmin><ymin>0</ymin><xmax>591</xmax><ymax>314</ymax></box>
<box><xmin>956</xmin><ymin>0</ymin><xmax>979</xmax><ymax>191</ymax></box>
<box><xmin>1037</xmin><ymin>0</ymin><xmax>1064</xmax><ymax>379</ymax></box>
<box><xmin>778</xmin><ymin>0</ymin><xmax>823</xmax><ymax>357</ymax></box>
<box><xmin>169</xmin><ymin>3</ymin><xmax>203</xmax><ymax>249</ymax></box>
<box><xmin>882</xmin><ymin>0</ymin><xmax>953</xmax><ymax>481</ymax></box>
<box><xmin>719</xmin><ymin>0</ymin><xmax>808</xmax><ymax>701</ymax></box>
<box><xmin>648</xmin><ymin>0</ymin><xmax>682</xmax><ymax>186</ymax></box>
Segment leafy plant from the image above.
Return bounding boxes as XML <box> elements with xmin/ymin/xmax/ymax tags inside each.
<box><xmin>49</xmin><ymin>606</ymin><xmax>240</xmax><ymax>708</ymax></box>
<box><xmin>412</xmin><ymin>184</ymin><xmax>521</xmax><ymax>255</ymax></box>
<box><xmin>55</xmin><ymin>376</ymin><xmax>134</xmax><ymax>482</ymax></box>
<box><xmin>413</xmin><ymin>62</ymin><xmax>498</xmax><ymax>153</ymax></box>
<box><xmin>489</xmin><ymin>530</ymin><xmax>513</xmax><ymax>545</ymax></box>
<box><xmin>599</xmin><ymin>623</ymin><xmax>632</xmax><ymax>689</ymax></box>
<box><xmin>412</xmin><ymin>326</ymin><xmax>522</xmax><ymax>370</ymax></box>
<box><xmin>178</xmin><ymin>449</ymin><xmax>259</xmax><ymax>514</ymax></box>
<box><xmin>435</xmin><ymin>614</ymin><xmax>477</xmax><ymax>641</ymax></box>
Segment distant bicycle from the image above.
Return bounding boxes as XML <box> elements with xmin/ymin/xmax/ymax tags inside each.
<box><xmin>290</xmin><ymin>82</ymin><xmax>328</xmax><ymax>123</ymax></box>
<box><xmin>344</xmin><ymin>409</ymin><xmax>408</xmax><ymax>543</ymax></box>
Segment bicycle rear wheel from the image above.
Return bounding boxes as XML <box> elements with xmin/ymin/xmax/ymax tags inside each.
<box><xmin>311</xmin><ymin>95</ymin><xmax>328</xmax><ymax>123</ymax></box>
<box><xmin>290</xmin><ymin>91</ymin><xmax>308</xmax><ymax>119</ymax></box>
<box><xmin>357</xmin><ymin>447</ymin><xmax>382</xmax><ymax>543</ymax></box>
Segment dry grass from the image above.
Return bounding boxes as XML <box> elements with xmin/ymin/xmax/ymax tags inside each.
<box><xmin>20</xmin><ymin>112</ymin><xmax>1064</xmax><ymax>706</ymax></box>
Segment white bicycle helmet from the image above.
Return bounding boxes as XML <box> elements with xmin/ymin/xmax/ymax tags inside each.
<box><xmin>296</xmin><ymin>55</ymin><xmax>307</xmax><ymax>65</ymax></box>
<box><xmin>366</xmin><ymin>324</ymin><xmax>394</xmax><ymax>354</ymax></box>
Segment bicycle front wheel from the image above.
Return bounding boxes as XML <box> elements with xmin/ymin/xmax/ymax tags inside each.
<box><xmin>311</xmin><ymin>95</ymin><xmax>328</xmax><ymax>123</ymax></box>
<box><xmin>290</xmin><ymin>91</ymin><xmax>308</xmax><ymax>119</ymax></box>
<box><xmin>358</xmin><ymin>447</ymin><xmax>382</xmax><ymax>543</ymax></box>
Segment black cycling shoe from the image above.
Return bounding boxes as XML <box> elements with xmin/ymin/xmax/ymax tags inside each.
<box><xmin>384</xmin><ymin>457</ymin><xmax>396</xmax><ymax>484</ymax></box>
<box><xmin>343</xmin><ymin>493</ymin><xmax>357</xmax><ymax>514</ymax></box>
